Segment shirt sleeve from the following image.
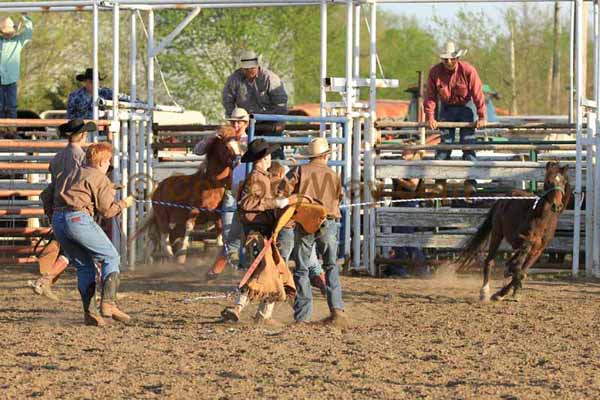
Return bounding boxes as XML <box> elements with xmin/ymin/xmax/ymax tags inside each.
<box><xmin>222</xmin><ymin>74</ymin><xmax>237</xmax><ymax>117</ymax></box>
<box><xmin>266</xmin><ymin>73</ymin><xmax>288</xmax><ymax>115</ymax></box>
<box><xmin>16</xmin><ymin>15</ymin><xmax>33</xmax><ymax>45</ymax></box>
<box><xmin>467</xmin><ymin>67</ymin><xmax>486</xmax><ymax>120</ymax></box>
<box><xmin>424</xmin><ymin>67</ymin><xmax>438</xmax><ymax>122</ymax></box>
<box><xmin>66</xmin><ymin>92</ymin><xmax>77</xmax><ymax>120</ymax></box>
<box><xmin>238</xmin><ymin>174</ymin><xmax>276</xmax><ymax>212</ymax></box>
<box><xmin>277</xmin><ymin>167</ymin><xmax>300</xmax><ymax>197</ymax></box>
<box><xmin>94</xmin><ymin>176</ymin><xmax>125</xmax><ymax>219</ymax></box>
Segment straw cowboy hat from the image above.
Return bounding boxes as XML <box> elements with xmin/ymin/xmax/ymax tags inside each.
<box><xmin>0</xmin><ymin>16</ymin><xmax>16</xmax><ymax>37</ymax></box>
<box><xmin>241</xmin><ymin>138</ymin><xmax>280</xmax><ymax>163</ymax></box>
<box><xmin>439</xmin><ymin>41</ymin><xmax>467</xmax><ymax>59</ymax></box>
<box><xmin>227</xmin><ymin>107</ymin><xmax>250</xmax><ymax>122</ymax></box>
<box><xmin>302</xmin><ymin>137</ymin><xmax>331</xmax><ymax>158</ymax></box>
<box><xmin>239</xmin><ymin>50</ymin><xmax>260</xmax><ymax>69</ymax></box>
<box><xmin>76</xmin><ymin>68</ymin><xmax>105</xmax><ymax>82</ymax></box>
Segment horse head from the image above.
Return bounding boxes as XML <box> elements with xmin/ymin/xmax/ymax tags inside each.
<box><xmin>543</xmin><ymin>161</ymin><xmax>570</xmax><ymax>213</ymax></box>
<box><xmin>217</xmin><ymin>125</ymin><xmax>243</xmax><ymax>159</ymax></box>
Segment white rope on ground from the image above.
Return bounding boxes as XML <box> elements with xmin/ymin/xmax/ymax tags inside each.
<box><xmin>182</xmin><ymin>293</ymin><xmax>236</xmax><ymax>303</ymax></box>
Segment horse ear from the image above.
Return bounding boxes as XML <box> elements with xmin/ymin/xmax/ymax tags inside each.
<box><xmin>546</xmin><ymin>161</ymin><xmax>558</xmax><ymax>170</ymax></box>
<box><xmin>560</xmin><ymin>165</ymin><xmax>569</xmax><ymax>173</ymax></box>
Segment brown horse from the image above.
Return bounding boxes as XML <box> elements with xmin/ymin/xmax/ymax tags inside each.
<box><xmin>458</xmin><ymin>161</ymin><xmax>571</xmax><ymax>301</ymax></box>
<box><xmin>139</xmin><ymin>125</ymin><xmax>242</xmax><ymax>264</ymax></box>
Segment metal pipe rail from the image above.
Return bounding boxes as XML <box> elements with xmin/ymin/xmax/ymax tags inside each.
<box><xmin>153</xmin><ymin>124</ymin><xmax>221</xmax><ymax>132</ymax></box>
<box><xmin>0</xmin><ymin>190</ymin><xmax>41</xmax><ymax>198</ymax></box>
<box><xmin>0</xmin><ymin>227</ymin><xmax>51</xmax><ymax>236</ymax></box>
<box><xmin>376</xmin><ymin>143</ymin><xmax>579</xmax><ymax>151</ymax></box>
<box><xmin>0</xmin><ymin>209</ymin><xmax>45</xmax><ymax>216</ymax></box>
<box><xmin>375</xmin><ymin>119</ymin><xmax>581</xmax><ymax>129</ymax></box>
<box><xmin>0</xmin><ymin>119</ymin><xmax>110</xmax><ymax>128</ymax></box>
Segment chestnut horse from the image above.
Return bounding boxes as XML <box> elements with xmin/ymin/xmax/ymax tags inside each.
<box><xmin>139</xmin><ymin>126</ymin><xmax>241</xmax><ymax>263</ymax></box>
<box><xmin>458</xmin><ymin>161</ymin><xmax>571</xmax><ymax>301</ymax></box>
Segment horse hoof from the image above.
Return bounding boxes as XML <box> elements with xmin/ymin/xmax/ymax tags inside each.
<box><xmin>491</xmin><ymin>294</ymin><xmax>504</xmax><ymax>302</ymax></box>
<box><xmin>479</xmin><ymin>294</ymin><xmax>490</xmax><ymax>302</ymax></box>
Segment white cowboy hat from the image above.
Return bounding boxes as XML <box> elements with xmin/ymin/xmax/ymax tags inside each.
<box><xmin>439</xmin><ymin>41</ymin><xmax>467</xmax><ymax>59</ymax></box>
<box><xmin>301</xmin><ymin>137</ymin><xmax>331</xmax><ymax>158</ymax></box>
<box><xmin>239</xmin><ymin>50</ymin><xmax>259</xmax><ymax>69</ymax></box>
<box><xmin>226</xmin><ymin>107</ymin><xmax>250</xmax><ymax>122</ymax></box>
<box><xmin>0</xmin><ymin>17</ymin><xmax>16</xmax><ymax>36</ymax></box>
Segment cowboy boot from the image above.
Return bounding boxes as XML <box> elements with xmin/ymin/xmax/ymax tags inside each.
<box><xmin>31</xmin><ymin>255</ymin><xmax>69</xmax><ymax>301</ymax></box>
<box><xmin>100</xmin><ymin>272</ymin><xmax>131</xmax><ymax>322</ymax></box>
<box><xmin>321</xmin><ymin>309</ymin><xmax>350</xmax><ymax>328</ymax></box>
<box><xmin>81</xmin><ymin>283</ymin><xmax>106</xmax><ymax>327</ymax></box>
<box><xmin>254</xmin><ymin>302</ymin><xmax>283</xmax><ymax>327</ymax></box>
<box><xmin>221</xmin><ymin>292</ymin><xmax>249</xmax><ymax>323</ymax></box>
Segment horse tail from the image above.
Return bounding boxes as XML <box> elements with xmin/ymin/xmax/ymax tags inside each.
<box><xmin>129</xmin><ymin>209</ymin><xmax>156</xmax><ymax>243</ymax></box>
<box><xmin>457</xmin><ymin>204</ymin><xmax>496</xmax><ymax>270</ymax></box>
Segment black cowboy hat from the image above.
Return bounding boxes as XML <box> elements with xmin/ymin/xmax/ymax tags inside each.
<box><xmin>76</xmin><ymin>68</ymin><xmax>105</xmax><ymax>82</ymax></box>
<box><xmin>241</xmin><ymin>138</ymin><xmax>281</xmax><ymax>163</ymax></box>
<box><xmin>58</xmin><ymin>118</ymin><xmax>97</xmax><ymax>138</ymax></box>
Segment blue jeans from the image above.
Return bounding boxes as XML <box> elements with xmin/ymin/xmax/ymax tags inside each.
<box><xmin>278</xmin><ymin>227</ymin><xmax>323</xmax><ymax>278</ymax></box>
<box><xmin>221</xmin><ymin>191</ymin><xmax>243</xmax><ymax>262</ymax></box>
<box><xmin>52</xmin><ymin>211</ymin><xmax>120</xmax><ymax>301</ymax></box>
<box><xmin>0</xmin><ymin>83</ymin><xmax>17</xmax><ymax>119</ymax></box>
<box><xmin>434</xmin><ymin>104</ymin><xmax>476</xmax><ymax>161</ymax></box>
<box><xmin>293</xmin><ymin>219</ymin><xmax>343</xmax><ymax>322</ymax></box>
<box><xmin>224</xmin><ymin>211</ymin><xmax>246</xmax><ymax>266</ymax></box>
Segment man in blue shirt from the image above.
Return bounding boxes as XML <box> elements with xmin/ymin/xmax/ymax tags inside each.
<box><xmin>0</xmin><ymin>13</ymin><xmax>33</xmax><ymax>118</ymax></box>
<box><xmin>67</xmin><ymin>68</ymin><xmax>130</xmax><ymax>119</ymax></box>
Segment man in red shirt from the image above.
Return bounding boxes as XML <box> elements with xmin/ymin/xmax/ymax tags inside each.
<box><xmin>425</xmin><ymin>42</ymin><xmax>486</xmax><ymax>163</ymax></box>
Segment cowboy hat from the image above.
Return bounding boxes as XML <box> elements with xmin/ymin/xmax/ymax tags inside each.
<box><xmin>439</xmin><ymin>42</ymin><xmax>467</xmax><ymax>59</ymax></box>
<box><xmin>300</xmin><ymin>137</ymin><xmax>331</xmax><ymax>159</ymax></box>
<box><xmin>239</xmin><ymin>50</ymin><xmax>260</xmax><ymax>69</ymax></box>
<box><xmin>241</xmin><ymin>138</ymin><xmax>280</xmax><ymax>163</ymax></box>
<box><xmin>58</xmin><ymin>118</ymin><xmax>97</xmax><ymax>138</ymax></box>
<box><xmin>227</xmin><ymin>107</ymin><xmax>250</xmax><ymax>122</ymax></box>
<box><xmin>76</xmin><ymin>68</ymin><xmax>105</xmax><ymax>82</ymax></box>
<box><xmin>0</xmin><ymin>16</ymin><xmax>15</xmax><ymax>36</ymax></box>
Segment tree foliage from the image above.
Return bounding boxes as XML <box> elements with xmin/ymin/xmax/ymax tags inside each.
<box><xmin>14</xmin><ymin>5</ymin><xmax>577</xmax><ymax>119</ymax></box>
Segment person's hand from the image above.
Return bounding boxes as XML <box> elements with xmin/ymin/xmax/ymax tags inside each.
<box><xmin>476</xmin><ymin>118</ymin><xmax>487</xmax><ymax>129</ymax></box>
<box><xmin>123</xmin><ymin>195</ymin><xmax>135</xmax><ymax>208</ymax></box>
<box><xmin>427</xmin><ymin>118</ymin><xmax>438</xmax><ymax>130</ymax></box>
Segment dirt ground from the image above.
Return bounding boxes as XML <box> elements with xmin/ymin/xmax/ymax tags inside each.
<box><xmin>1</xmin><ymin>258</ymin><xmax>599</xmax><ymax>400</ymax></box>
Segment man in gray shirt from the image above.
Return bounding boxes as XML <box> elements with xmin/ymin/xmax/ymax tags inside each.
<box><xmin>222</xmin><ymin>50</ymin><xmax>288</xmax><ymax>159</ymax></box>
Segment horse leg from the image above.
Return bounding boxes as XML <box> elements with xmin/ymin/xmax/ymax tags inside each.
<box><xmin>175</xmin><ymin>219</ymin><xmax>195</xmax><ymax>264</ymax></box>
<box><xmin>481</xmin><ymin>230</ymin><xmax>503</xmax><ymax>302</ymax></box>
<box><xmin>512</xmin><ymin>245</ymin><xmax>543</xmax><ymax>299</ymax></box>
<box><xmin>160</xmin><ymin>222</ymin><xmax>176</xmax><ymax>259</ymax></box>
<box><xmin>492</xmin><ymin>242</ymin><xmax>532</xmax><ymax>301</ymax></box>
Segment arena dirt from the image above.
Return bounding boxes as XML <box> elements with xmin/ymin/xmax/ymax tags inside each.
<box><xmin>1</xmin><ymin>260</ymin><xmax>599</xmax><ymax>400</ymax></box>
